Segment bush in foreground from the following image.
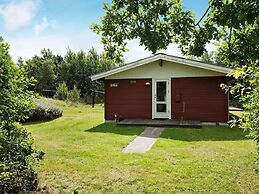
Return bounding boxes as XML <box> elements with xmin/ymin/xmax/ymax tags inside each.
<box><xmin>0</xmin><ymin>123</ymin><xmax>44</xmax><ymax>193</ymax></box>
<box><xmin>0</xmin><ymin>37</ymin><xmax>44</xmax><ymax>193</ymax></box>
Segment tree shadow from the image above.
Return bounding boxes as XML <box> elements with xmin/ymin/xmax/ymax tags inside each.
<box><xmin>161</xmin><ymin>126</ymin><xmax>249</xmax><ymax>141</ymax></box>
<box><xmin>86</xmin><ymin>123</ymin><xmax>249</xmax><ymax>141</ymax></box>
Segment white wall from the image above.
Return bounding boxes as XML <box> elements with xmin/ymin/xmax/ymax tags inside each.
<box><xmin>106</xmin><ymin>60</ymin><xmax>225</xmax><ymax>79</ymax></box>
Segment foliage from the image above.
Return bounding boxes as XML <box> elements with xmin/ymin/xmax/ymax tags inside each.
<box><xmin>23</xmin><ymin>49</ymin><xmax>63</xmax><ymax>93</ymax></box>
<box><xmin>200</xmin><ymin>51</ymin><xmax>218</xmax><ymax>64</ymax></box>
<box><xmin>227</xmin><ymin>66</ymin><xmax>259</xmax><ymax>146</ymax></box>
<box><xmin>0</xmin><ymin>124</ymin><xmax>43</xmax><ymax>192</ymax></box>
<box><xmin>203</xmin><ymin>1</ymin><xmax>259</xmax><ymax>154</ymax></box>
<box><xmin>23</xmin><ymin>48</ymin><xmax>115</xmax><ymax>100</ymax></box>
<box><xmin>55</xmin><ymin>82</ymin><xmax>69</xmax><ymax>100</ymax></box>
<box><xmin>0</xmin><ymin>37</ymin><xmax>43</xmax><ymax>193</ymax></box>
<box><xmin>26</xmin><ymin>99</ymin><xmax>63</xmax><ymax>122</ymax></box>
<box><xmin>190</xmin><ymin>51</ymin><xmax>222</xmax><ymax>65</ymax></box>
<box><xmin>67</xmin><ymin>85</ymin><xmax>81</xmax><ymax>103</ymax></box>
<box><xmin>91</xmin><ymin>0</ymin><xmax>195</xmax><ymax>62</ymax></box>
<box><xmin>55</xmin><ymin>82</ymin><xmax>81</xmax><ymax>103</ymax></box>
<box><xmin>59</xmin><ymin>48</ymin><xmax>115</xmax><ymax>98</ymax></box>
<box><xmin>94</xmin><ymin>0</ymin><xmax>259</xmax><ymax>154</ymax></box>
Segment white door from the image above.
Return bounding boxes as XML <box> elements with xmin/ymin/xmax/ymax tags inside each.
<box><xmin>153</xmin><ymin>79</ymin><xmax>170</xmax><ymax>119</ymax></box>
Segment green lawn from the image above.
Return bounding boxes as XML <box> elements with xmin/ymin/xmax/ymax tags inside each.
<box><xmin>26</xmin><ymin>99</ymin><xmax>259</xmax><ymax>193</ymax></box>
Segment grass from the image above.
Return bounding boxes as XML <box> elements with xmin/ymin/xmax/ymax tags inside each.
<box><xmin>26</xmin><ymin>98</ymin><xmax>259</xmax><ymax>193</ymax></box>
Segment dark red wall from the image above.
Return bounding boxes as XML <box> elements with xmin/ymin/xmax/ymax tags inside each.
<box><xmin>105</xmin><ymin>79</ymin><xmax>152</xmax><ymax>120</ymax></box>
<box><xmin>171</xmin><ymin>77</ymin><xmax>228</xmax><ymax>122</ymax></box>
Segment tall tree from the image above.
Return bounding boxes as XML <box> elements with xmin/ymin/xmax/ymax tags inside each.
<box><xmin>0</xmin><ymin>37</ymin><xmax>43</xmax><ymax>193</ymax></box>
<box><xmin>93</xmin><ymin>0</ymin><xmax>259</xmax><ymax>153</ymax></box>
<box><xmin>60</xmin><ymin>48</ymin><xmax>115</xmax><ymax>97</ymax></box>
<box><xmin>24</xmin><ymin>49</ymin><xmax>63</xmax><ymax>93</ymax></box>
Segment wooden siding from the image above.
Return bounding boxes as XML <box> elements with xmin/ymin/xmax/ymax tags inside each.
<box><xmin>171</xmin><ymin>77</ymin><xmax>228</xmax><ymax>122</ymax></box>
<box><xmin>105</xmin><ymin>79</ymin><xmax>152</xmax><ymax>120</ymax></box>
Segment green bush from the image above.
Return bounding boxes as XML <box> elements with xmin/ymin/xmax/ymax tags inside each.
<box><xmin>0</xmin><ymin>37</ymin><xmax>44</xmax><ymax>193</ymax></box>
<box><xmin>68</xmin><ymin>85</ymin><xmax>81</xmax><ymax>103</ymax></box>
<box><xmin>26</xmin><ymin>99</ymin><xmax>63</xmax><ymax>122</ymax></box>
<box><xmin>0</xmin><ymin>123</ymin><xmax>44</xmax><ymax>193</ymax></box>
<box><xmin>55</xmin><ymin>83</ymin><xmax>81</xmax><ymax>104</ymax></box>
<box><xmin>55</xmin><ymin>82</ymin><xmax>68</xmax><ymax>100</ymax></box>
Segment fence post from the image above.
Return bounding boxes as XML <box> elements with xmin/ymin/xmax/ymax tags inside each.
<box><xmin>92</xmin><ymin>91</ymin><xmax>95</xmax><ymax>108</ymax></box>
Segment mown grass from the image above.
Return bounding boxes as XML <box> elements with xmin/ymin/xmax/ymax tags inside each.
<box><xmin>26</xmin><ymin>98</ymin><xmax>259</xmax><ymax>193</ymax></box>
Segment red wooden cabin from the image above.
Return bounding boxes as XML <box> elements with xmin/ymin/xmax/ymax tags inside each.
<box><xmin>91</xmin><ymin>54</ymin><xmax>233</xmax><ymax>123</ymax></box>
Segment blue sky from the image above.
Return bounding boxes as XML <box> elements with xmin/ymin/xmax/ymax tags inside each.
<box><xmin>0</xmin><ymin>0</ymin><xmax>213</xmax><ymax>62</ymax></box>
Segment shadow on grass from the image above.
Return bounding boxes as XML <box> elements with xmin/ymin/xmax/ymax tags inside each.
<box><xmin>161</xmin><ymin>126</ymin><xmax>249</xmax><ymax>141</ymax></box>
<box><xmin>85</xmin><ymin>123</ymin><xmax>144</xmax><ymax>136</ymax></box>
<box><xmin>22</xmin><ymin>117</ymin><xmax>62</xmax><ymax>126</ymax></box>
<box><xmin>86</xmin><ymin>123</ymin><xmax>249</xmax><ymax>141</ymax></box>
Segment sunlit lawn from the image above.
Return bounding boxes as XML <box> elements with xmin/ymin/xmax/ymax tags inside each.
<box><xmin>26</xmin><ymin>98</ymin><xmax>259</xmax><ymax>193</ymax></box>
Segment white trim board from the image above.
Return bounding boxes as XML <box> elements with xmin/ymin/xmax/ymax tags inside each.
<box><xmin>91</xmin><ymin>53</ymin><xmax>233</xmax><ymax>81</ymax></box>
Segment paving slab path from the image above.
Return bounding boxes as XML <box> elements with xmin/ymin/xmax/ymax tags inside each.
<box><xmin>122</xmin><ymin>127</ymin><xmax>164</xmax><ymax>153</ymax></box>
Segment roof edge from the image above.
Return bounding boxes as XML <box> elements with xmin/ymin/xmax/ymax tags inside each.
<box><xmin>91</xmin><ymin>53</ymin><xmax>233</xmax><ymax>81</ymax></box>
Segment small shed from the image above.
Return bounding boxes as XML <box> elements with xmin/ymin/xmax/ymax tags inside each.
<box><xmin>91</xmin><ymin>53</ymin><xmax>233</xmax><ymax>123</ymax></box>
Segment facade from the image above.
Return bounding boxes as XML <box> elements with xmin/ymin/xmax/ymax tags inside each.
<box><xmin>91</xmin><ymin>54</ymin><xmax>233</xmax><ymax>122</ymax></box>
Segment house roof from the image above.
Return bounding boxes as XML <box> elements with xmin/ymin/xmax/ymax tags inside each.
<box><xmin>91</xmin><ymin>53</ymin><xmax>233</xmax><ymax>81</ymax></box>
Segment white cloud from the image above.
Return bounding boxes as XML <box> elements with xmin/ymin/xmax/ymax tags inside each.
<box><xmin>35</xmin><ymin>16</ymin><xmax>56</xmax><ymax>34</ymax></box>
<box><xmin>0</xmin><ymin>0</ymin><xmax>39</xmax><ymax>31</ymax></box>
<box><xmin>6</xmin><ymin>31</ymin><xmax>103</xmax><ymax>62</ymax></box>
<box><xmin>6</xmin><ymin>30</ymin><xmax>219</xmax><ymax>64</ymax></box>
<box><xmin>7</xmin><ymin>35</ymin><xmax>71</xmax><ymax>61</ymax></box>
<box><xmin>6</xmin><ymin>35</ymin><xmax>186</xmax><ymax>63</ymax></box>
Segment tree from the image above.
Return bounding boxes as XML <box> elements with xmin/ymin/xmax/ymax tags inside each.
<box><xmin>67</xmin><ymin>85</ymin><xmax>81</xmax><ymax>103</ymax></box>
<box><xmin>55</xmin><ymin>82</ymin><xmax>69</xmax><ymax>100</ymax></box>
<box><xmin>24</xmin><ymin>49</ymin><xmax>63</xmax><ymax>93</ymax></box>
<box><xmin>0</xmin><ymin>37</ymin><xmax>44</xmax><ymax>193</ymax></box>
<box><xmin>23</xmin><ymin>47</ymin><xmax>114</xmax><ymax>101</ymax></box>
<box><xmin>196</xmin><ymin>1</ymin><xmax>259</xmax><ymax>153</ymax></box>
<box><xmin>93</xmin><ymin>0</ymin><xmax>259</xmax><ymax>154</ymax></box>
<box><xmin>59</xmin><ymin>48</ymin><xmax>115</xmax><ymax>98</ymax></box>
<box><xmin>91</xmin><ymin>0</ymin><xmax>195</xmax><ymax>63</ymax></box>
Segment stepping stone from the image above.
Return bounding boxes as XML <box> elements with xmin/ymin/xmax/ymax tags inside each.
<box><xmin>122</xmin><ymin>127</ymin><xmax>164</xmax><ymax>153</ymax></box>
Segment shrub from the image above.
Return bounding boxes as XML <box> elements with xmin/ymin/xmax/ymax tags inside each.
<box><xmin>26</xmin><ymin>99</ymin><xmax>63</xmax><ymax>122</ymax></box>
<box><xmin>55</xmin><ymin>83</ymin><xmax>81</xmax><ymax>104</ymax></box>
<box><xmin>0</xmin><ymin>123</ymin><xmax>44</xmax><ymax>193</ymax></box>
<box><xmin>55</xmin><ymin>82</ymin><xmax>68</xmax><ymax>100</ymax></box>
<box><xmin>0</xmin><ymin>37</ymin><xmax>43</xmax><ymax>193</ymax></box>
<box><xmin>67</xmin><ymin>85</ymin><xmax>81</xmax><ymax>103</ymax></box>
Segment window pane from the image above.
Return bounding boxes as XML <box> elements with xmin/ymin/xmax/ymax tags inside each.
<box><xmin>157</xmin><ymin>104</ymin><xmax>166</xmax><ymax>112</ymax></box>
<box><xmin>156</xmin><ymin>81</ymin><xmax>166</xmax><ymax>102</ymax></box>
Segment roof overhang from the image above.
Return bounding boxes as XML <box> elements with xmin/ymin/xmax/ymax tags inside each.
<box><xmin>91</xmin><ymin>53</ymin><xmax>234</xmax><ymax>81</ymax></box>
